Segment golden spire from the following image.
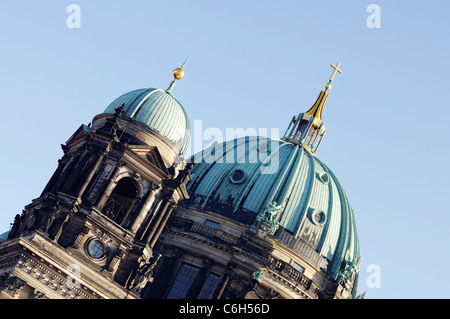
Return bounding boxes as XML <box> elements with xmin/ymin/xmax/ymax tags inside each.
<box><xmin>304</xmin><ymin>91</ymin><xmax>329</xmax><ymax>121</ymax></box>
<box><xmin>324</xmin><ymin>62</ymin><xmax>342</xmax><ymax>91</ymax></box>
<box><xmin>283</xmin><ymin>62</ymin><xmax>343</xmax><ymax>154</ymax></box>
<box><xmin>166</xmin><ymin>57</ymin><xmax>188</xmax><ymax>93</ymax></box>
<box><xmin>305</xmin><ymin>62</ymin><xmax>342</xmax><ymax>121</ymax></box>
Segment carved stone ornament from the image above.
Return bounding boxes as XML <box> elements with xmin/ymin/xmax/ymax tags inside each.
<box><xmin>94</xmin><ymin>228</ymin><xmax>117</xmax><ymax>247</ymax></box>
<box><xmin>0</xmin><ymin>273</ymin><xmax>26</xmax><ymax>298</ymax></box>
<box><xmin>253</xmin><ymin>200</ymin><xmax>285</xmax><ymax>235</ymax></box>
<box><xmin>149</xmin><ymin>182</ymin><xmax>161</xmax><ymax>191</ymax></box>
<box><xmin>14</xmin><ymin>254</ymin><xmax>93</xmax><ymax>299</ymax></box>
<box><xmin>128</xmin><ymin>253</ymin><xmax>162</xmax><ymax>293</ymax></box>
<box><xmin>252</xmin><ymin>269</ymin><xmax>265</xmax><ymax>284</ymax></box>
<box><xmin>337</xmin><ymin>250</ymin><xmax>362</xmax><ymax>291</ymax></box>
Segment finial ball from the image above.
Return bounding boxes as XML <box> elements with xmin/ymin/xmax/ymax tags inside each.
<box><xmin>325</xmin><ymin>83</ymin><xmax>332</xmax><ymax>90</ymax></box>
<box><xmin>173</xmin><ymin>68</ymin><xmax>185</xmax><ymax>80</ymax></box>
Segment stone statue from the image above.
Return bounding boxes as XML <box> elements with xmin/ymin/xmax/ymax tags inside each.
<box><xmin>41</xmin><ymin>200</ymin><xmax>61</xmax><ymax>233</ymax></box>
<box><xmin>129</xmin><ymin>253</ymin><xmax>161</xmax><ymax>294</ymax></box>
<box><xmin>253</xmin><ymin>200</ymin><xmax>285</xmax><ymax>235</ymax></box>
<box><xmin>337</xmin><ymin>250</ymin><xmax>362</xmax><ymax>291</ymax></box>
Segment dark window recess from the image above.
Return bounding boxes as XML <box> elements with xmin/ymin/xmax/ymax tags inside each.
<box><xmin>198</xmin><ymin>273</ymin><xmax>220</xmax><ymax>299</ymax></box>
<box><xmin>102</xmin><ymin>177</ymin><xmax>137</xmax><ymax>225</ymax></box>
<box><xmin>204</xmin><ymin>220</ymin><xmax>220</xmax><ymax>229</ymax></box>
<box><xmin>166</xmin><ymin>263</ymin><xmax>200</xmax><ymax>299</ymax></box>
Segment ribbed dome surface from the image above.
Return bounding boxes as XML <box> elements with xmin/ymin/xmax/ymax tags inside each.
<box><xmin>104</xmin><ymin>88</ymin><xmax>191</xmax><ymax>155</ymax></box>
<box><xmin>0</xmin><ymin>231</ymin><xmax>9</xmax><ymax>243</ymax></box>
<box><xmin>184</xmin><ymin>136</ymin><xmax>360</xmax><ymax>280</ymax></box>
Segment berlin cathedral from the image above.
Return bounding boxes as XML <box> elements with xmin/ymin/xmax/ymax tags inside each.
<box><xmin>0</xmin><ymin>63</ymin><xmax>362</xmax><ymax>300</ymax></box>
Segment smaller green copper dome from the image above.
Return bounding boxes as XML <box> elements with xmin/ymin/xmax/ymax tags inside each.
<box><xmin>0</xmin><ymin>230</ymin><xmax>9</xmax><ymax>243</ymax></box>
<box><xmin>104</xmin><ymin>88</ymin><xmax>191</xmax><ymax>156</ymax></box>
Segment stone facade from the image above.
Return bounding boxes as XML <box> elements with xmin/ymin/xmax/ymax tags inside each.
<box><xmin>0</xmin><ymin>84</ymin><xmax>359</xmax><ymax>299</ymax></box>
<box><xmin>0</xmin><ymin>106</ymin><xmax>191</xmax><ymax>299</ymax></box>
<box><xmin>144</xmin><ymin>204</ymin><xmax>354</xmax><ymax>299</ymax></box>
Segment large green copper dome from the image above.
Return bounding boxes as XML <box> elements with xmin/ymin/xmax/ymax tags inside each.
<box><xmin>184</xmin><ymin>135</ymin><xmax>360</xmax><ymax>283</ymax></box>
<box><xmin>104</xmin><ymin>87</ymin><xmax>191</xmax><ymax>155</ymax></box>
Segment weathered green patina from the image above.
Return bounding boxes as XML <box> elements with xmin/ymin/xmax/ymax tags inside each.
<box><xmin>104</xmin><ymin>87</ymin><xmax>191</xmax><ymax>156</ymax></box>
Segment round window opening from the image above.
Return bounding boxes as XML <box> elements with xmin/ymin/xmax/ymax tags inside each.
<box><xmin>229</xmin><ymin>169</ymin><xmax>246</xmax><ymax>184</ymax></box>
<box><xmin>311</xmin><ymin>210</ymin><xmax>326</xmax><ymax>226</ymax></box>
<box><xmin>87</xmin><ymin>239</ymin><xmax>105</xmax><ymax>259</ymax></box>
<box><xmin>316</xmin><ymin>172</ymin><xmax>329</xmax><ymax>184</ymax></box>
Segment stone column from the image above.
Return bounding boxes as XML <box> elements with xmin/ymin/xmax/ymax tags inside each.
<box><xmin>53</xmin><ymin>155</ymin><xmax>78</xmax><ymax>191</ymax></box>
<box><xmin>147</xmin><ymin>198</ymin><xmax>176</xmax><ymax>248</ymax></box>
<box><xmin>136</xmin><ymin>190</ymin><xmax>165</xmax><ymax>242</ymax></box>
<box><xmin>76</xmin><ymin>149</ymin><xmax>108</xmax><ymax>199</ymax></box>
<box><xmin>212</xmin><ymin>262</ymin><xmax>237</xmax><ymax>299</ymax></box>
<box><xmin>149</xmin><ymin>199</ymin><xmax>177</xmax><ymax>248</ymax></box>
<box><xmin>95</xmin><ymin>167</ymin><xmax>121</xmax><ymax>210</ymax></box>
<box><xmin>62</xmin><ymin>149</ymin><xmax>92</xmax><ymax>193</ymax></box>
<box><xmin>129</xmin><ymin>183</ymin><xmax>161</xmax><ymax>234</ymax></box>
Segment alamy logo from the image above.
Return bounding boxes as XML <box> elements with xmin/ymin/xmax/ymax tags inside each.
<box><xmin>366</xmin><ymin>4</ymin><xmax>381</xmax><ymax>29</ymax></box>
<box><xmin>66</xmin><ymin>4</ymin><xmax>81</xmax><ymax>29</ymax></box>
<box><xmin>182</xmin><ymin>120</ymin><xmax>281</xmax><ymax>175</ymax></box>
<box><xmin>366</xmin><ymin>263</ymin><xmax>381</xmax><ymax>288</ymax></box>
<box><xmin>66</xmin><ymin>264</ymin><xmax>81</xmax><ymax>289</ymax></box>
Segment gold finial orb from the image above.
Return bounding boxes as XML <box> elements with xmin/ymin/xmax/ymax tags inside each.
<box><xmin>325</xmin><ymin>83</ymin><xmax>332</xmax><ymax>90</ymax></box>
<box><xmin>173</xmin><ymin>68</ymin><xmax>185</xmax><ymax>80</ymax></box>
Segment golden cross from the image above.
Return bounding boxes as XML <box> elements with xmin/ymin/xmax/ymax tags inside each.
<box><xmin>329</xmin><ymin>62</ymin><xmax>342</xmax><ymax>82</ymax></box>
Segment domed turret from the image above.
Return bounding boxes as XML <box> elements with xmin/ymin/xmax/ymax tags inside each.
<box><xmin>103</xmin><ymin>63</ymin><xmax>190</xmax><ymax>156</ymax></box>
<box><xmin>104</xmin><ymin>88</ymin><xmax>190</xmax><ymax>155</ymax></box>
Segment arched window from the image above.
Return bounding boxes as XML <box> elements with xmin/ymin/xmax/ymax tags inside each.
<box><xmin>102</xmin><ymin>177</ymin><xmax>138</xmax><ymax>225</ymax></box>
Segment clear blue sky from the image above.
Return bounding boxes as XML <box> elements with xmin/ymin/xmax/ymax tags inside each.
<box><xmin>1</xmin><ymin>1</ymin><xmax>449</xmax><ymax>299</ymax></box>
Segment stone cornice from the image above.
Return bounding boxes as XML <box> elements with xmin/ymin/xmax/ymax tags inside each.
<box><xmin>0</xmin><ymin>233</ymin><xmax>136</xmax><ymax>299</ymax></box>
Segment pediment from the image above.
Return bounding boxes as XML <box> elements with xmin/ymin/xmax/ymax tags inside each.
<box><xmin>65</xmin><ymin>124</ymin><xmax>92</xmax><ymax>146</ymax></box>
<box><xmin>127</xmin><ymin>145</ymin><xmax>169</xmax><ymax>175</ymax></box>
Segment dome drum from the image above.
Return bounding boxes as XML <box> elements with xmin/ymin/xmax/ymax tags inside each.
<box><xmin>91</xmin><ymin>112</ymin><xmax>185</xmax><ymax>167</ymax></box>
